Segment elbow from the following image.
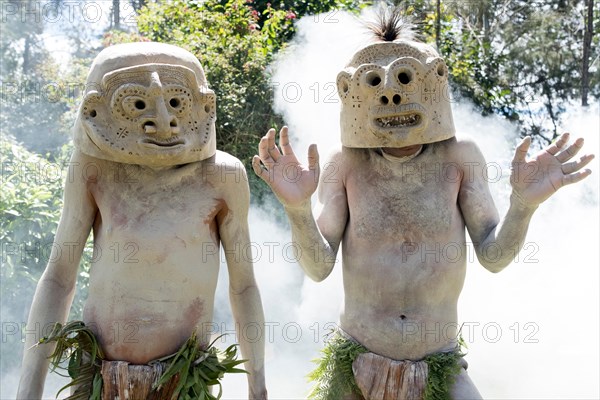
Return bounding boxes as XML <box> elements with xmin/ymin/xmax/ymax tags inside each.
<box><xmin>481</xmin><ymin>262</ymin><xmax>507</xmax><ymax>274</ymax></box>
<box><xmin>38</xmin><ymin>268</ymin><xmax>77</xmax><ymax>297</ymax></box>
<box><xmin>307</xmin><ymin>273</ymin><xmax>327</xmax><ymax>283</ymax></box>
<box><xmin>476</xmin><ymin>242</ymin><xmax>515</xmax><ymax>273</ymax></box>
<box><xmin>476</xmin><ymin>254</ymin><xmax>510</xmax><ymax>273</ymax></box>
<box><xmin>304</xmin><ymin>263</ymin><xmax>334</xmax><ymax>282</ymax></box>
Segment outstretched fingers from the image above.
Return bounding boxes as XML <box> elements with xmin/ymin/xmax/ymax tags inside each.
<box><xmin>546</xmin><ymin>132</ymin><xmax>570</xmax><ymax>156</ymax></box>
<box><xmin>562</xmin><ymin>167</ymin><xmax>593</xmax><ymax>186</ymax></box>
<box><xmin>307</xmin><ymin>144</ymin><xmax>320</xmax><ymax>172</ymax></box>
<box><xmin>266</xmin><ymin>128</ymin><xmax>282</xmax><ymax>162</ymax></box>
<box><xmin>555</xmin><ymin>137</ymin><xmax>584</xmax><ymax>163</ymax></box>
<box><xmin>258</xmin><ymin>135</ymin><xmax>276</xmax><ymax>170</ymax></box>
<box><xmin>279</xmin><ymin>126</ymin><xmax>296</xmax><ymax>157</ymax></box>
<box><xmin>252</xmin><ymin>155</ymin><xmax>270</xmax><ymax>182</ymax></box>
<box><xmin>561</xmin><ymin>152</ymin><xmax>595</xmax><ymax>174</ymax></box>
<box><xmin>512</xmin><ymin>136</ymin><xmax>531</xmax><ymax>164</ymax></box>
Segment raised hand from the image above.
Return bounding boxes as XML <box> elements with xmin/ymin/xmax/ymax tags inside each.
<box><xmin>510</xmin><ymin>133</ymin><xmax>594</xmax><ymax>207</ymax></box>
<box><xmin>252</xmin><ymin>126</ymin><xmax>319</xmax><ymax>208</ymax></box>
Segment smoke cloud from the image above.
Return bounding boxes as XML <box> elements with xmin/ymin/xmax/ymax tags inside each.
<box><xmin>2</xmin><ymin>6</ymin><xmax>597</xmax><ymax>400</ymax></box>
<box><xmin>216</xmin><ymin>7</ymin><xmax>599</xmax><ymax>399</ymax></box>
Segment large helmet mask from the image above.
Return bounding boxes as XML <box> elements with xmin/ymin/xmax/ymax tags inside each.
<box><xmin>337</xmin><ymin>30</ymin><xmax>455</xmax><ymax>148</ymax></box>
<box><xmin>74</xmin><ymin>42</ymin><xmax>216</xmax><ymax>166</ymax></box>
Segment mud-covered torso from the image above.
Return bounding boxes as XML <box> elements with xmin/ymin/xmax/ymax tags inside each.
<box><xmin>338</xmin><ymin>140</ymin><xmax>469</xmax><ymax>360</ymax></box>
<box><xmin>81</xmin><ymin>155</ymin><xmax>228</xmax><ymax>364</ymax></box>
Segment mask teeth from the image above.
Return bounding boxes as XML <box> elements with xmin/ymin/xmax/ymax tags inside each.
<box><xmin>376</xmin><ymin>114</ymin><xmax>420</xmax><ymax>128</ymax></box>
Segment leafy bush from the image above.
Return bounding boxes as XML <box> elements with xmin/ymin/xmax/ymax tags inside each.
<box><xmin>1</xmin><ymin>136</ymin><xmax>92</xmax><ymax>374</ymax></box>
<box><xmin>133</xmin><ymin>0</ymin><xmax>294</xmax><ymax>200</ymax></box>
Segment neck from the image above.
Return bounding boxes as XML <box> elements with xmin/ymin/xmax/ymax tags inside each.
<box><xmin>381</xmin><ymin>144</ymin><xmax>423</xmax><ymax>158</ymax></box>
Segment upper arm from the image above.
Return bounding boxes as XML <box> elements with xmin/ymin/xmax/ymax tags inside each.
<box><xmin>457</xmin><ymin>140</ymin><xmax>500</xmax><ymax>249</ymax></box>
<box><xmin>215</xmin><ymin>155</ymin><xmax>255</xmax><ymax>293</ymax></box>
<box><xmin>45</xmin><ymin>150</ymin><xmax>97</xmax><ymax>289</ymax></box>
<box><xmin>314</xmin><ymin>150</ymin><xmax>348</xmax><ymax>253</ymax></box>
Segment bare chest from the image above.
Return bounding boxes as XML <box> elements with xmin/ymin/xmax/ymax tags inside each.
<box><xmin>345</xmin><ymin>157</ymin><xmax>462</xmax><ymax>242</ymax></box>
<box><xmin>89</xmin><ymin>164</ymin><xmax>223</xmax><ymax>246</ymax></box>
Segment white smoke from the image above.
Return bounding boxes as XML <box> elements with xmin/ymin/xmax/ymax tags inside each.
<box><xmin>215</xmin><ymin>7</ymin><xmax>600</xmax><ymax>400</ymax></box>
<box><xmin>4</xmin><ymin>6</ymin><xmax>597</xmax><ymax>399</ymax></box>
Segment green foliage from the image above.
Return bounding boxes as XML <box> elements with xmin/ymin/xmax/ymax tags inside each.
<box><xmin>0</xmin><ymin>4</ymin><xmax>72</xmax><ymax>155</ymax></box>
<box><xmin>1</xmin><ymin>136</ymin><xmax>64</xmax><ymax>312</ymax></box>
<box><xmin>0</xmin><ymin>137</ymin><xmax>93</xmax><ymax>376</ymax></box>
<box><xmin>152</xmin><ymin>333</ymin><xmax>247</xmax><ymax>400</ymax></box>
<box><xmin>127</xmin><ymin>0</ymin><xmax>293</xmax><ymax>200</ymax></box>
<box><xmin>102</xmin><ymin>30</ymin><xmax>151</xmax><ymax>48</ymax></box>
<box><xmin>307</xmin><ymin>332</ymin><xmax>368</xmax><ymax>399</ymax></box>
<box><xmin>114</xmin><ymin>0</ymin><xmax>365</xmax><ymax>200</ymax></box>
<box><xmin>251</xmin><ymin>0</ymin><xmax>368</xmax><ymax>40</ymax></box>
<box><xmin>39</xmin><ymin>321</ymin><xmax>104</xmax><ymax>400</ymax></box>
<box><xmin>423</xmin><ymin>350</ymin><xmax>464</xmax><ymax>400</ymax></box>
<box><xmin>418</xmin><ymin>0</ymin><xmax>599</xmax><ymax>143</ymax></box>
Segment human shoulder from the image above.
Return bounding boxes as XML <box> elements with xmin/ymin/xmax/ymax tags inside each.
<box><xmin>198</xmin><ymin>150</ymin><xmax>248</xmax><ymax>184</ymax></box>
<box><xmin>319</xmin><ymin>145</ymin><xmax>355</xmax><ymax>186</ymax></box>
<box><xmin>208</xmin><ymin>150</ymin><xmax>249</xmax><ymax>203</ymax></box>
<box><xmin>212</xmin><ymin>150</ymin><xmax>247</xmax><ymax>170</ymax></box>
<box><xmin>66</xmin><ymin>149</ymin><xmax>116</xmax><ymax>185</ymax></box>
<box><xmin>430</xmin><ymin>137</ymin><xmax>486</xmax><ymax>165</ymax></box>
<box><xmin>324</xmin><ymin>145</ymin><xmax>368</xmax><ymax>172</ymax></box>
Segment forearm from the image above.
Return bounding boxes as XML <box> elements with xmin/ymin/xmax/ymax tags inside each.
<box><xmin>17</xmin><ymin>274</ymin><xmax>76</xmax><ymax>399</ymax></box>
<box><xmin>477</xmin><ymin>191</ymin><xmax>538</xmax><ymax>272</ymax></box>
<box><xmin>229</xmin><ymin>286</ymin><xmax>267</xmax><ymax>399</ymax></box>
<box><xmin>285</xmin><ymin>201</ymin><xmax>338</xmax><ymax>282</ymax></box>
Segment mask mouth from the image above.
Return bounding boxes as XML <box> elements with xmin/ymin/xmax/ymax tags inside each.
<box><xmin>371</xmin><ymin>103</ymin><xmax>426</xmax><ymax>131</ymax></box>
<box><xmin>375</xmin><ymin>113</ymin><xmax>421</xmax><ymax>128</ymax></box>
<box><xmin>140</xmin><ymin>138</ymin><xmax>186</xmax><ymax>148</ymax></box>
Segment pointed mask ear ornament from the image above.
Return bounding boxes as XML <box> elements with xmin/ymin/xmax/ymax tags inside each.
<box><xmin>337</xmin><ymin>7</ymin><xmax>455</xmax><ymax>148</ymax></box>
<box><xmin>73</xmin><ymin>42</ymin><xmax>217</xmax><ymax>167</ymax></box>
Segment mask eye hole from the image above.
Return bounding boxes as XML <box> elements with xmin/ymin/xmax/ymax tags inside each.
<box><xmin>366</xmin><ymin>71</ymin><xmax>382</xmax><ymax>87</ymax></box>
<box><xmin>164</xmin><ymin>85</ymin><xmax>191</xmax><ymax>115</ymax></box>
<box><xmin>341</xmin><ymin>81</ymin><xmax>349</xmax><ymax>94</ymax></box>
<box><xmin>134</xmin><ymin>100</ymin><xmax>146</xmax><ymax>110</ymax></box>
<box><xmin>437</xmin><ymin>64</ymin><xmax>445</xmax><ymax>77</ymax></box>
<box><xmin>398</xmin><ymin>71</ymin><xmax>412</xmax><ymax>84</ymax></box>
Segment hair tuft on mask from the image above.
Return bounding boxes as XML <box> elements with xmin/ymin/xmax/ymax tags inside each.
<box><xmin>367</xmin><ymin>6</ymin><xmax>416</xmax><ymax>42</ymax></box>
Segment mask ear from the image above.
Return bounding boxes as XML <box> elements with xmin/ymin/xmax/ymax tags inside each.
<box><xmin>201</xmin><ymin>89</ymin><xmax>216</xmax><ymax>122</ymax></box>
<box><xmin>336</xmin><ymin>71</ymin><xmax>352</xmax><ymax>100</ymax></box>
<box><xmin>81</xmin><ymin>91</ymin><xmax>102</xmax><ymax>120</ymax></box>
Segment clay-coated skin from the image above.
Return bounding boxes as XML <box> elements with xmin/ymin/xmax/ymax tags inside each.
<box><xmin>253</xmin><ymin>127</ymin><xmax>593</xmax><ymax>399</ymax></box>
<box><xmin>17</xmin><ymin>151</ymin><xmax>267</xmax><ymax>399</ymax></box>
<box><xmin>18</xmin><ymin>151</ymin><xmax>267</xmax><ymax>399</ymax></box>
<box><xmin>17</xmin><ymin>43</ymin><xmax>266</xmax><ymax>400</ymax></box>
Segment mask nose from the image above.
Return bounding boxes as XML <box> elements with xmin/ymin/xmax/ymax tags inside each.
<box><xmin>380</xmin><ymin>93</ymin><xmax>402</xmax><ymax>105</ymax></box>
<box><xmin>378</xmin><ymin>67</ymin><xmax>405</xmax><ymax>106</ymax></box>
<box><xmin>142</xmin><ymin>75</ymin><xmax>180</xmax><ymax>138</ymax></box>
<box><xmin>142</xmin><ymin>99</ymin><xmax>179</xmax><ymax>138</ymax></box>
<box><xmin>150</xmin><ymin>96</ymin><xmax>179</xmax><ymax>138</ymax></box>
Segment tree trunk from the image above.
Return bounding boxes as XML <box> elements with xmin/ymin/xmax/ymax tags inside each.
<box><xmin>581</xmin><ymin>0</ymin><xmax>594</xmax><ymax>106</ymax></box>
<box><xmin>435</xmin><ymin>0</ymin><xmax>441</xmax><ymax>49</ymax></box>
<box><xmin>112</xmin><ymin>0</ymin><xmax>120</xmax><ymax>30</ymax></box>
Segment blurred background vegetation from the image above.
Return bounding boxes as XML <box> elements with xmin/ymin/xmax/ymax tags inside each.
<box><xmin>1</xmin><ymin>0</ymin><xmax>597</xmax><ymax>382</ymax></box>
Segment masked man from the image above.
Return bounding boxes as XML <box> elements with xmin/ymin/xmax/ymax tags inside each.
<box><xmin>253</xmin><ymin>10</ymin><xmax>593</xmax><ymax>400</ymax></box>
<box><xmin>18</xmin><ymin>42</ymin><xmax>267</xmax><ymax>399</ymax></box>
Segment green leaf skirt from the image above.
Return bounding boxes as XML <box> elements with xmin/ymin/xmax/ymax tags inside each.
<box><xmin>307</xmin><ymin>330</ymin><xmax>464</xmax><ymax>400</ymax></box>
<box><xmin>38</xmin><ymin>321</ymin><xmax>247</xmax><ymax>400</ymax></box>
